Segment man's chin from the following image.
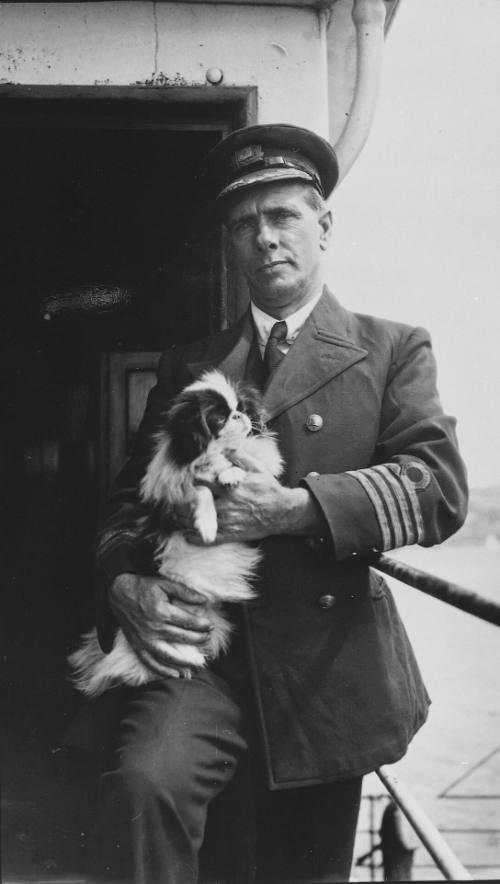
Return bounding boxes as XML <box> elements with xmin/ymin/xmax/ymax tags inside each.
<box><xmin>252</xmin><ymin>273</ymin><xmax>296</xmax><ymax>300</ymax></box>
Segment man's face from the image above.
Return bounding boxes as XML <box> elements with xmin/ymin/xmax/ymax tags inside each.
<box><xmin>225</xmin><ymin>181</ymin><xmax>332</xmax><ymax>318</ymax></box>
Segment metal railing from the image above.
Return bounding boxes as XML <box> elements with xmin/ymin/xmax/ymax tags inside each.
<box><xmin>367</xmin><ymin>552</ymin><xmax>500</xmax><ymax>881</ymax></box>
<box><xmin>370</xmin><ymin>552</ymin><xmax>500</xmax><ymax>627</ymax></box>
<box><xmin>376</xmin><ymin>766</ymin><xmax>472</xmax><ymax>880</ymax></box>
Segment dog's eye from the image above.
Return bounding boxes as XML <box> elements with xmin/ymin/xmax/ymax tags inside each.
<box><xmin>211</xmin><ymin>415</ymin><xmax>227</xmax><ymax>430</ymax></box>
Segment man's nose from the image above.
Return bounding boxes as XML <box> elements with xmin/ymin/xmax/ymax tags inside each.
<box><xmin>255</xmin><ymin>221</ymin><xmax>278</xmax><ymax>251</ymax></box>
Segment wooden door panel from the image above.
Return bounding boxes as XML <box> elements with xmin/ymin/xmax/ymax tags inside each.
<box><xmin>100</xmin><ymin>351</ymin><xmax>160</xmax><ymax>497</ymax></box>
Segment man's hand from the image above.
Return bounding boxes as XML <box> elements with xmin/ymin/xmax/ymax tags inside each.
<box><xmin>195</xmin><ymin>451</ymin><xmax>327</xmax><ymax>544</ymax></box>
<box><xmin>109</xmin><ymin>573</ymin><xmax>213</xmax><ymax>678</ymax></box>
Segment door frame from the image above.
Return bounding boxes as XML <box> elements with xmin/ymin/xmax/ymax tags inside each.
<box><xmin>3</xmin><ymin>84</ymin><xmax>257</xmax><ymax>497</ymax></box>
<box><xmin>0</xmin><ymin>83</ymin><xmax>258</xmax><ymax>327</ymax></box>
<box><xmin>0</xmin><ymin>83</ymin><xmax>257</xmax><ymax>127</ymax></box>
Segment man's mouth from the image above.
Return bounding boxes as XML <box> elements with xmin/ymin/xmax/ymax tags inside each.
<box><xmin>258</xmin><ymin>260</ymin><xmax>288</xmax><ymax>273</ymax></box>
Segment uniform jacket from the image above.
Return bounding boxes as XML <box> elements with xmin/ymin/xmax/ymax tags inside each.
<box><xmin>96</xmin><ymin>289</ymin><xmax>468</xmax><ymax>789</ymax></box>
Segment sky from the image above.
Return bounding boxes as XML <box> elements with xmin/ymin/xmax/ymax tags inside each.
<box><xmin>324</xmin><ymin>0</ymin><xmax>500</xmax><ymax>490</ymax></box>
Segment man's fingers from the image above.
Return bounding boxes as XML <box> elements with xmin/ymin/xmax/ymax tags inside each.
<box><xmin>158</xmin><ymin>579</ymin><xmax>209</xmax><ymax>608</ymax></box>
<box><xmin>155</xmin><ymin>623</ymin><xmax>212</xmax><ymax>646</ymax></box>
<box><xmin>136</xmin><ymin>648</ymin><xmax>182</xmax><ymax>679</ymax></box>
<box><xmin>161</xmin><ymin>602</ymin><xmax>213</xmax><ymax>635</ymax></box>
<box><xmin>224</xmin><ymin>449</ymin><xmax>264</xmax><ymax>473</ymax></box>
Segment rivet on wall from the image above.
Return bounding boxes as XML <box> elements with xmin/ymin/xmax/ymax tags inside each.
<box><xmin>206</xmin><ymin>67</ymin><xmax>224</xmax><ymax>86</ymax></box>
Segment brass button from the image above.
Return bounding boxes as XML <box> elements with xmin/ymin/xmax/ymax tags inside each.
<box><xmin>306</xmin><ymin>471</ymin><xmax>320</xmax><ymax>479</ymax></box>
<box><xmin>306</xmin><ymin>414</ymin><xmax>323</xmax><ymax>432</ymax></box>
<box><xmin>318</xmin><ymin>594</ymin><xmax>336</xmax><ymax>609</ymax></box>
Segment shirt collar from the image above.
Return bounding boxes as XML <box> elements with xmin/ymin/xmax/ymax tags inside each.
<box><xmin>250</xmin><ymin>289</ymin><xmax>323</xmax><ymax>349</ymax></box>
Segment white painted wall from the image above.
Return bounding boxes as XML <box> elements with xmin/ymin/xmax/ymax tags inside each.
<box><xmin>0</xmin><ymin>1</ymin><xmax>329</xmax><ymax>134</ymax></box>
<box><xmin>326</xmin><ymin>0</ymin><xmax>500</xmax><ymax>490</ymax></box>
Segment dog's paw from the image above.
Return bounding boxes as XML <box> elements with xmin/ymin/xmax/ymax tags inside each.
<box><xmin>218</xmin><ymin>466</ymin><xmax>246</xmax><ymax>487</ymax></box>
<box><xmin>193</xmin><ymin>510</ymin><xmax>218</xmax><ymax>544</ymax></box>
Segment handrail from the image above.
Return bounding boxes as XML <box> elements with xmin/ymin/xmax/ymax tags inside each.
<box><xmin>369</xmin><ymin>552</ymin><xmax>500</xmax><ymax>627</ymax></box>
<box><xmin>377</xmin><ymin>766</ymin><xmax>473</xmax><ymax>880</ymax></box>
<box><xmin>366</xmin><ymin>551</ymin><xmax>499</xmax><ymax>879</ymax></box>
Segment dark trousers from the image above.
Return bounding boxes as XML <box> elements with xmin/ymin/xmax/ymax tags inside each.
<box><xmin>86</xmin><ymin>670</ymin><xmax>362</xmax><ymax>884</ymax></box>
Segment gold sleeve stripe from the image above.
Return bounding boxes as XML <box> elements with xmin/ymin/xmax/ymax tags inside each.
<box><xmin>368</xmin><ymin>468</ymin><xmax>406</xmax><ymax>548</ymax></box>
<box><xmin>347</xmin><ymin>463</ymin><xmax>425</xmax><ymax>551</ymax></box>
<box><xmin>373</xmin><ymin>465</ymin><xmax>419</xmax><ymax>546</ymax></box>
<box><xmin>348</xmin><ymin>469</ymin><xmax>393</xmax><ymax>550</ymax></box>
<box><xmin>396</xmin><ymin>465</ymin><xmax>425</xmax><ymax>543</ymax></box>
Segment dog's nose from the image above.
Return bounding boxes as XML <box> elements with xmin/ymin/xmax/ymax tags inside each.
<box><xmin>230</xmin><ymin>411</ymin><xmax>252</xmax><ymax>434</ymax></box>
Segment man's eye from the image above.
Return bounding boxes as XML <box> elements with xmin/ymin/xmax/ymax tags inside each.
<box><xmin>274</xmin><ymin>210</ymin><xmax>296</xmax><ymax>223</ymax></box>
<box><xmin>233</xmin><ymin>219</ymin><xmax>252</xmax><ymax>235</ymax></box>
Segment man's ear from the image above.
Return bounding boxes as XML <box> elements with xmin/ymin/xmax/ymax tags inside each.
<box><xmin>319</xmin><ymin>210</ymin><xmax>333</xmax><ymax>251</ymax></box>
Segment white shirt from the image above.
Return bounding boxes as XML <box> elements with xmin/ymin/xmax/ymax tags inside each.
<box><xmin>251</xmin><ymin>289</ymin><xmax>323</xmax><ymax>358</ymax></box>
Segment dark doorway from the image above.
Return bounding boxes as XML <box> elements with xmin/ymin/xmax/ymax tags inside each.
<box><xmin>2</xmin><ymin>87</ymin><xmax>254</xmax><ymax>879</ymax></box>
<box><xmin>4</xmin><ymin>125</ymin><xmax>222</xmax><ymax>343</ymax></box>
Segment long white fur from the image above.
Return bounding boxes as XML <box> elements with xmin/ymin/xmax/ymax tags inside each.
<box><xmin>69</xmin><ymin>370</ymin><xmax>283</xmax><ymax>696</ymax></box>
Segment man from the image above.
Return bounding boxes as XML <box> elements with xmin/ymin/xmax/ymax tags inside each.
<box><xmin>86</xmin><ymin>124</ymin><xmax>467</xmax><ymax>883</ymax></box>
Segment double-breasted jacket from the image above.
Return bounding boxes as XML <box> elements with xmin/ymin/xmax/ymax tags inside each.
<box><xmin>96</xmin><ymin>289</ymin><xmax>468</xmax><ymax>789</ymax></box>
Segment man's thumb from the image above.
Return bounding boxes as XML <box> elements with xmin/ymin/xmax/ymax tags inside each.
<box><xmin>225</xmin><ymin>449</ymin><xmax>262</xmax><ymax>473</ymax></box>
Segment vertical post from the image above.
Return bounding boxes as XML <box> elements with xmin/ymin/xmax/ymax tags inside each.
<box><xmin>380</xmin><ymin>800</ymin><xmax>416</xmax><ymax>881</ymax></box>
<box><xmin>377</xmin><ymin>766</ymin><xmax>473</xmax><ymax>880</ymax></box>
<box><xmin>368</xmin><ymin>795</ymin><xmax>377</xmax><ymax>881</ymax></box>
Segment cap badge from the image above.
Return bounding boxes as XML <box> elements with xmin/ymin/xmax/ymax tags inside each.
<box><xmin>232</xmin><ymin>145</ymin><xmax>264</xmax><ymax>169</ymax></box>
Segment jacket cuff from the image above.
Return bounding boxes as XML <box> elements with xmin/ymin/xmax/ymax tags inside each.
<box><xmin>301</xmin><ymin>472</ymin><xmax>383</xmax><ymax>561</ymax></box>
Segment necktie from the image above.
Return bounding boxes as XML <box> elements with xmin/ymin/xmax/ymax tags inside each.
<box><xmin>264</xmin><ymin>320</ymin><xmax>288</xmax><ymax>375</ymax></box>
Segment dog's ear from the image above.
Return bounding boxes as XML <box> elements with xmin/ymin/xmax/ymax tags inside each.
<box><xmin>237</xmin><ymin>384</ymin><xmax>266</xmax><ymax>431</ymax></box>
<box><xmin>166</xmin><ymin>395</ymin><xmax>212</xmax><ymax>465</ymax></box>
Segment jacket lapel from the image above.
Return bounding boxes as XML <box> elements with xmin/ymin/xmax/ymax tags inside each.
<box><xmin>185</xmin><ymin>290</ymin><xmax>367</xmax><ymax>421</ymax></box>
<box><xmin>217</xmin><ymin>312</ymin><xmax>255</xmax><ymax>378</ymax></box>
<box><xmin>263</xmin><ymin>289</ymin><xmax>367</xmax><ymax>421</ymax></box>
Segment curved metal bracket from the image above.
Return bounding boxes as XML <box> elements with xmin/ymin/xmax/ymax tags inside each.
<box><xmin>330</xmin><ymin>0</ymin><xmax>387</xmax><ymax>185</ymax></box>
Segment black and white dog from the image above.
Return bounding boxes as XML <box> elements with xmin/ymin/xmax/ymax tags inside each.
<box><xmin>69</xmin><ymin>370</ymin><xmax>283</xmax><ymax>696</ymax></box>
